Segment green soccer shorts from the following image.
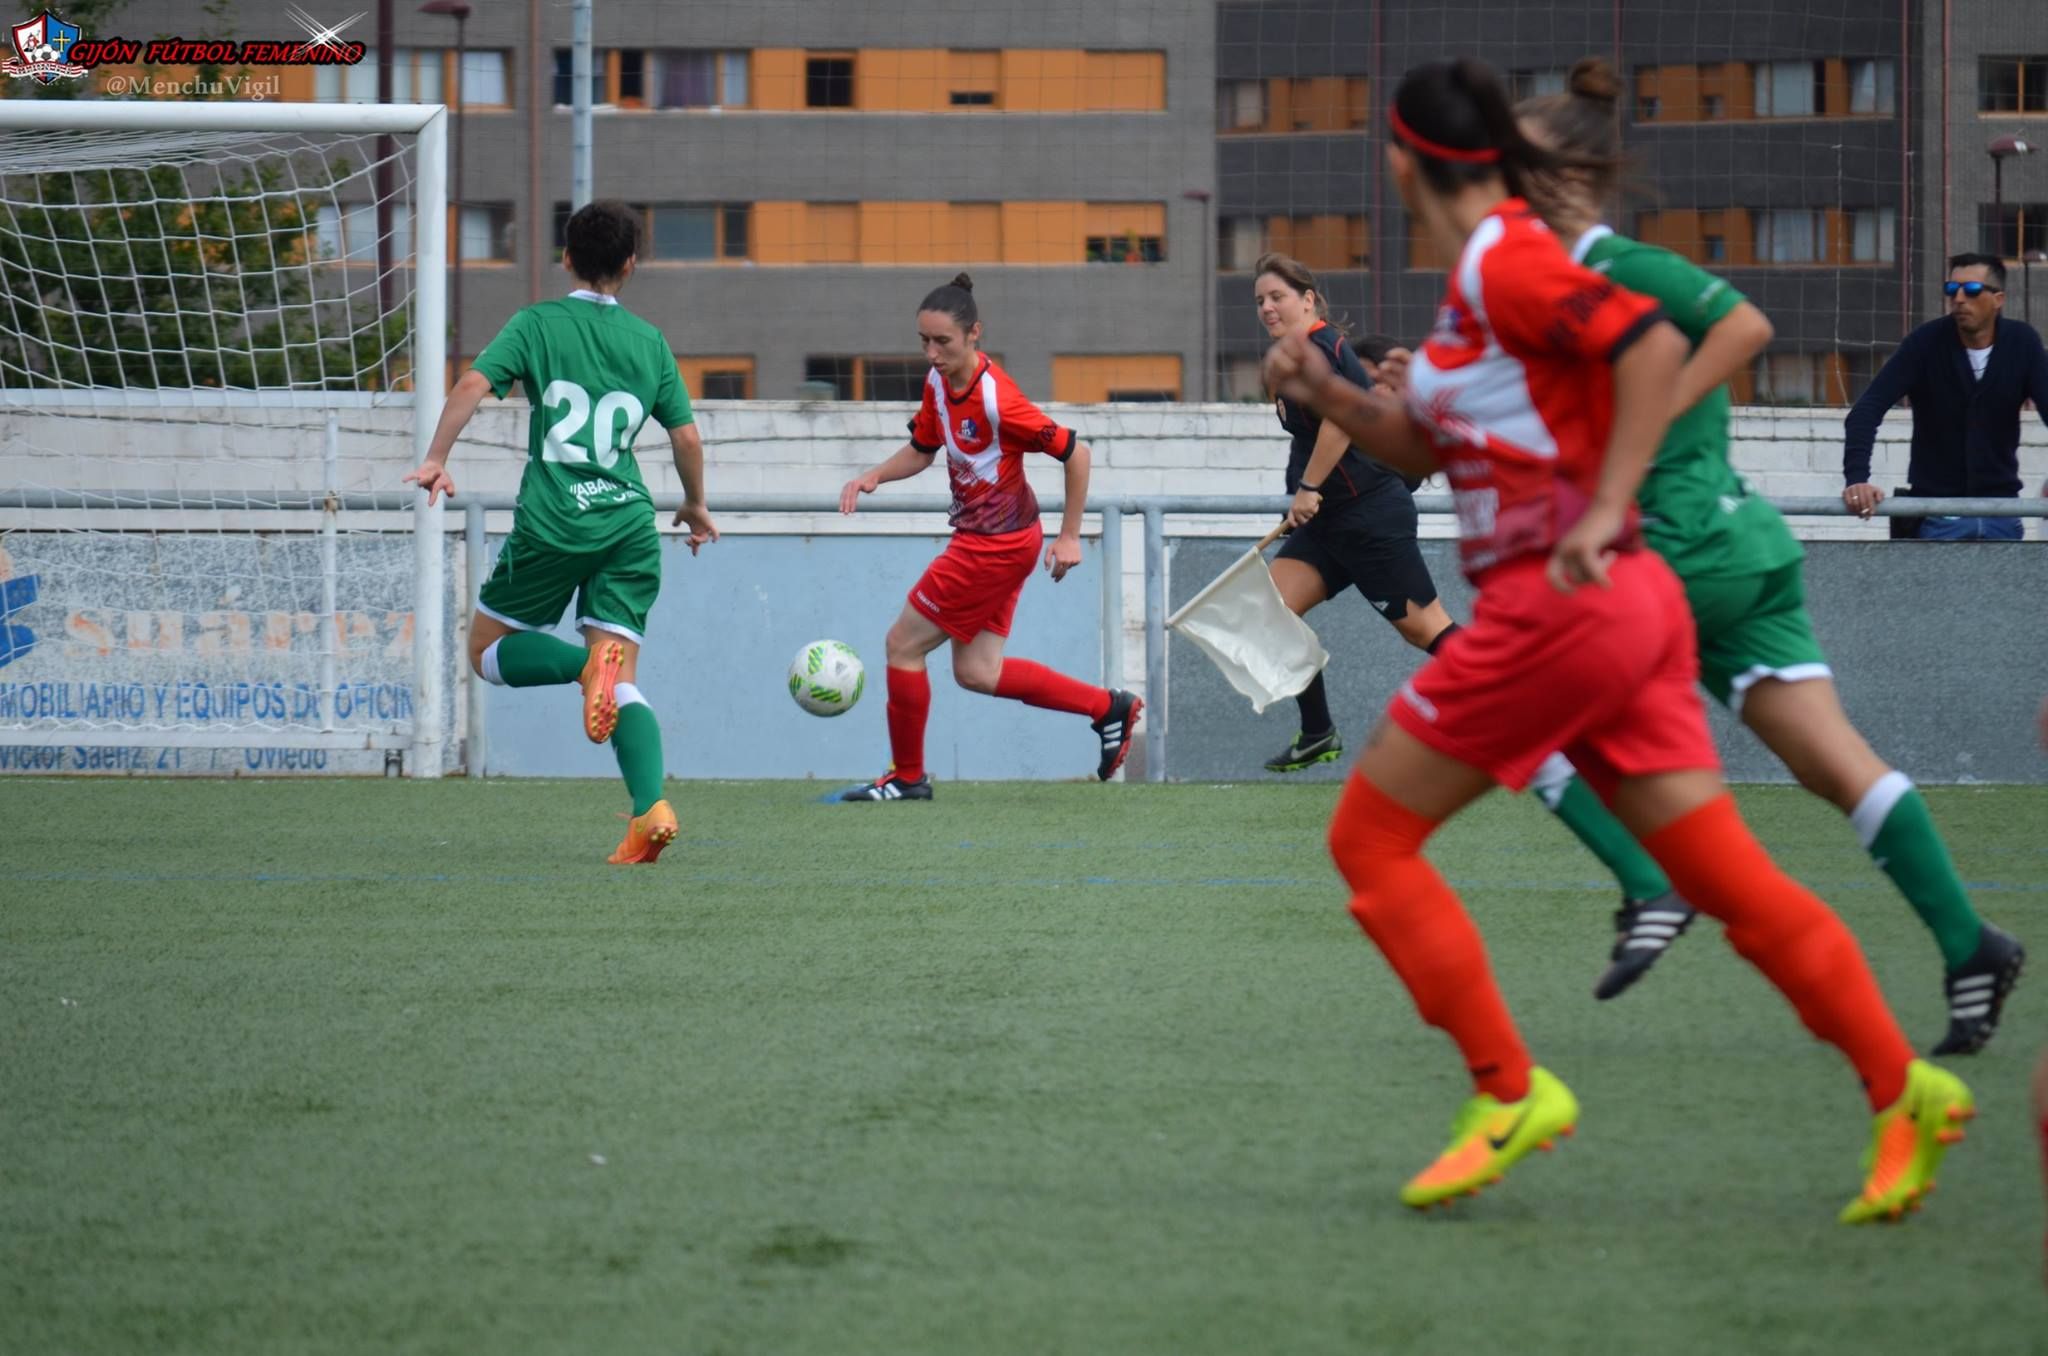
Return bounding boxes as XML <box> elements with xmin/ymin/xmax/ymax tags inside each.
<box><xmin>1681</xmin><ymin>558</ymin><xmax>1832</xmax><ymax>712</ymax></box>
<box><xmin>476</xmin><ymin>520</ymin><xmax>661</xmax><ymax>642</ymax></box>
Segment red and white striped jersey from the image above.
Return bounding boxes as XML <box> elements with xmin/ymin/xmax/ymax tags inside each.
<box><xmin>1405</xmin><ymin>199</ymin><xmax>1664</xmax><ymax>580</ymax></box>
<box><xmin>909</xmin><ymin>357</ymin><xmax>1077</xmax><ymax>536</ymax></box>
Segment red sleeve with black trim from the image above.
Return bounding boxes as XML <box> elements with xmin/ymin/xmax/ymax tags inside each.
<box><xmin>907</xmin><ymin>380</ymin><xmax>944</xmax><ymax>454</ymax></box>
<box><xmin>993</xmin><ymin>371</ymin><xmax>1077</xmax><ymax>461</ymax></box>
<box><xmin>1481</xmin><ymin>224</ymin><xmax>1663</xmax><ymax>364</ymax></box>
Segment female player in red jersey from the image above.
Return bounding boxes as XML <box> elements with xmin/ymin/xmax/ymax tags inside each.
<box><xmin>838</xmin><ymin>274</ymin><xmax>1141</xmax><ymax>799</ymax></box>
<box><xmin>1263</xmin><ymin>59</ymin><xmax>1972</xmax><ymax>1220</ymax></box>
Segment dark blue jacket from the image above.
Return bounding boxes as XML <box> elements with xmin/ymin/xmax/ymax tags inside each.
<box><xmin>1842</xmin><ymin>315</ymin><xmax>2048</xmax><ymax>496</ymax></box>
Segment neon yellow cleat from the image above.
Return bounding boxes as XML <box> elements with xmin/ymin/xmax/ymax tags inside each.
<box><xmin>1400</xmin><ymin>1066</ymin><xmax>1580</xmax><ymax>1210</ymax></box>
<box><xmin>1840</xmin><ymin>1059</ymin><xmax>1974</xmax><ymax>1224</ymax></box>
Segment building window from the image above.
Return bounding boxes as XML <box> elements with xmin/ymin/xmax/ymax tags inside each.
<box><xmin>1218</xmin><ymin>79</ymin><xmax>1266</xmax><ymax>132</ymax></box>
<box><xmin>614</xmin><ymin>49</ymin><xmax>645</xmax><ymax>105</ymax></box>
<box><xmin>1981</xmin><ymin>56</ymin><xmax>2048</xmax><ymax>113</ymax></box>
<box><xmin>626</xmin><ymin>203</ymin><xmax>751</xmax><ymax>262</ymax></box>
<box><xmin>799</xmin><ymin>356</ymin><xmax>922</xmax><ymax>400</ymax></box>
<box><xmin>1218</xmin><ymin>216</ymin><xmax>1262</xmax><ymax>271</ymax></box>
<box><xmin>318</xmin><ymin>47</ymin><xmax>445</xmax><ymax>103</ymax></box>
<box><xmin>1051</xmin><ymin>355</ymin><xmax>1183</xmax><ymax>403</ymax></box>
<box><xmin>1850</xmin><ymin>206</ymin><xmax>1897</xmax><ymax>263</ymax></box>
<box><xmin>1510</xmin><ymin>68</ymin><xmax>1567</xmax><ymax>100</ymax></box>
<box><xmin>1754</xmin><ymin>60</ymin><xmax>1822</xmax><ymax>118</ymax></box>
<box><xmin>803</xmin><ymin>356</ymin><xmax>856</xmax><ymax>399</ymax></box>
<box><xmin>1086</xmin><ymin>233</ymin><xmax>1165</xmax><ymax>263</ymax></box>
<box><xmin>1979</xmin><ymin>203</ymin><xmax>2048</xmax><ymax>260</ymax></box>
<box><xmin>1754</xmin><ymin>351</ymin><xmax>1840</xmax><ymax>405</ymax></box>
<box><xmin>1754</xmin><ymin>209</ymin><xmax>1825</xmax><ymax>263</ymax></box>
<box><xmin>458</xmin><ymin>50</ymin><xmax>509</xmax><ymax>106</ymax></box>
<box><xmin>654</xmin><ymin>49</ymin><xmax>749</xmax><ymax>109</ymax></box>
<box><xmin>678</xmin><ymin>356</ymin><xmax>754</xmax><ymax>400</ymax></box>
<box><xmin>1849</xmin><ymin>59</ymin><xmax>1896</xmax><ymax>114</ymax></box>
<box><xmin>552</xmin><ymin>48</ymin><xmax>606</xmax><ymax>106</ymax></box>
<box><xmin>863</xmin><ymin>358</ymin><xmax>929</xmax><ymax>401</ymax></box>
<box><xmin>806</xmin><ymin>53</ymin><xmax>855</xmax><ymax>108</ymax></box>
<box><xmin>458</xmin><ymin>204</ymin><xmax>513</xmax><ymax>262</ymax></box>
<box><xmin>315</xmin><ymin>203</ymin><xmax>413</xmax><ymax>262</ymax></box>
<box><xmin>1222</xmin><ymin>356</ymin><xmax>1266</xmax><ymax>402</ymax></box>
<box><xmin>949</xmin><ymin>50</ymin><xmax>999</xmax><ymax>107</ymax></box>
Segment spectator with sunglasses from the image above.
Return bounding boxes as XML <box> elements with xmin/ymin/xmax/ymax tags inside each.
<box><xmin>1842</xmin><ymin>252</ymin><xmax>2048</xmax><ymax>539</ymax></box>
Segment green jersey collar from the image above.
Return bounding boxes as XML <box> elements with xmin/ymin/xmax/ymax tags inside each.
<box><xmin>1569</xmin><ymin>223</ymin><xmax>1614</xmax><ymax>265</ymax></box>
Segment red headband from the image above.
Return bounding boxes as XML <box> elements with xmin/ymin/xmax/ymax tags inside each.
<box><xmin>1388</xmin><ymin>106</ymin><xmax>1502</xmax><ymax>165</ymax></box>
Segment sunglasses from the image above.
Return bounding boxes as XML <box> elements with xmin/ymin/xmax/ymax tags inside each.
<box><xmin>1943</xmin><ymin>281</ymin><xmax>2003</xmax><ymax>298</ymax></box>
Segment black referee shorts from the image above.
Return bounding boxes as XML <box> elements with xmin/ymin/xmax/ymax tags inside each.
<box><xmin>1274</xmin><ymin>481</ymin><xmax>1440</xmax><ymax>623</ymax></box>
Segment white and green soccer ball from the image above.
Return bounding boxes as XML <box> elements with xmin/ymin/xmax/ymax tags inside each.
<box><xmin>788</xmin><ymin>639</ymin><xmax>865</xmax><ymax>717</ymax></box>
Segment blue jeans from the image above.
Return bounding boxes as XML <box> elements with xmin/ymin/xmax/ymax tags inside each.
<box><xmin>1916</xmin><ymin>515</ymin><xmax>2024</xmax><ymax>541</ymax></box>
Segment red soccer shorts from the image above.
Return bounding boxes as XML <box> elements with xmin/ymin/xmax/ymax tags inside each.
<box><xmin>1387</xmin><ymin>550</ymin><xmax>1719</xmax><ymax>796</ymax></box>
<box><xmin>908</xmin><ymin>524</ymin><xmax>1043</xmax><ymax>643</ymax></box>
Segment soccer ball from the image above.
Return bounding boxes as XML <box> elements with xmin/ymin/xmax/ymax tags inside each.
<box><xmin>788</xmin><ymin>639</ymin><xmax>865</xmax><ymax>717</ymax></box>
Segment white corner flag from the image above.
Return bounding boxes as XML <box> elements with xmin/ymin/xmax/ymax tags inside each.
<box><xmin>1168</xmin><ymin>529</ymin><xmax>1329</xmax><ymax>713</ymax></box>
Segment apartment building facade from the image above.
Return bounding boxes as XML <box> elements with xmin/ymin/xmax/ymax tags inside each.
<box><xmin>17</xmin><ymin>0</ymin><xmax>2048</xmax><ymax>407</ymax></box>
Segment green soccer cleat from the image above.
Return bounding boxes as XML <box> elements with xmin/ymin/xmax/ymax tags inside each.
<box><xmin>1840</xmin><ymin>1059</ymin><xmax>1974</xmax><ymax>1224</ymax></box>
<box><xmin>1264</xmin><ymin>728</ymin><xmax>1342</xmax><ymax>773</ymax></box>
<box><xmin>1399</xmin><ymin>1066</ymin><xmax>1580</xmax><ymax>1210</ymax></box>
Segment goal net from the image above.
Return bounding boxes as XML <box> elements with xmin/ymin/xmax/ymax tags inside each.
<box><xmin>0</xmin><ymin>100</ymin><xmax>448</xmax><ymax>775</ymax></box>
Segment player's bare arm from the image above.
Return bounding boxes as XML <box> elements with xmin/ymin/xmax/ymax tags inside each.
<box><xmin>666</xmin><ymin>422</ymin><xmax>718</xmax><ymax>555</ymax></box>
<box><xmin>1550</xmin><ymin>320</ymin><xmax>1687</xmax><ymax>592</ymax></box>
<box><xmin>402</xmin><ymin>366</ymin><xmax>494</xmax><ymax>504</ymax></box>
<box><xmin>1672</xmin><ymin>301</ymin><xmax>1772</xmax><ymax>421</ymax></box>
<box><xmin>1287</xmin><ymin>420</ymin><xmax>1351</xmax><ymax>528</ymax></box>
<box><xmin>839</xmin><ymin>442</ymin><xmax>935</xmax><ymax>514</ymax></box>
<box><xmin>1264</xmin><ymin>329</ymin><xmax>1436</xmax><ymax>479</ymax></box>
<box><xmin>1046</xmin><ymin>440</ymin><xmax>1091</xmax><ymax>581</ymax></box>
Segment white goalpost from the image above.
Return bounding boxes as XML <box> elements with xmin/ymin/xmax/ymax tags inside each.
<box><xmin>0</xmin><ymin>99</ymin><xmax>448</xmax><ymax>776</ymax></box>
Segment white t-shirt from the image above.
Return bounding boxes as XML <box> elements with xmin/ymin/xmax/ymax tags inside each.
<box><xmin>1967</xmin><ymin>344</ymin><xmax>1992</xmax><ymax>379</ymax></box>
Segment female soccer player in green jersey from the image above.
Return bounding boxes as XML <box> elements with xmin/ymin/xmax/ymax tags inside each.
<box><xmin>404</xmin><ymin>201</ymin><xmax>718</xmax><ymax>865</ymax></box>
<box><xmin>1515</xmin><ymin>59</ymin><xmax>2023</xmax><ymax>1054</ymax></box>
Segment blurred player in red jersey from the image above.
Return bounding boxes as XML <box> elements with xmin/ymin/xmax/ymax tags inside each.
<box><xmin>838</xmin><ymin>273</ymin><xmax>1141</xmax><ymax>799</ymax></box>
<box><xmin>1264</xmin><ymin>58</ymin><xmax>1972</xmax><ymax>1221</ymax></box>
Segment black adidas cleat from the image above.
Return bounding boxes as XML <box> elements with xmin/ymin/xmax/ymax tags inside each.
<box><xmin>1593</xmin><ymin>892</ymin><xmax>1696</xmax><ymax>1001</ymax></box>
<box><xmin>1265</xmin><ymin>728</ymin><xmax>1342</xmax><ymax>773</ymax></box>
<box><xmin>1091</xmin><ymin>690</ymin><xmax>1143</xmax><ymax>781</ymax></box>
<box><xmin>840</xmin><ymin>772</ymin><xmax>933</xmax><ymax>802</ymax></box>
<box><xmin>1931</xmin><ymin>923</ymin><xmax>2024</xmax><ymax>1056</ymax></box>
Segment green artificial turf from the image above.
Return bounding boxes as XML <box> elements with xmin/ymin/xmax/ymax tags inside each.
<box><xmin>2</xmin><ymin>779</ymin><xmax>2043</xmax><ymax>1354</ymax></box>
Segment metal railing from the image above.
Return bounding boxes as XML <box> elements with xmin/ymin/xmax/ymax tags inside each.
<box><xmin>3</xmin><ymin>489</ymin><xmax>2041</xmax><ymax>780</ymax></box>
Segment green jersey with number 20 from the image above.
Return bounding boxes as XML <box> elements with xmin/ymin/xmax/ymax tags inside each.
<box><xmin>471</xmin><ymin>291</ymin><xmax>693</xmax><ymax>551</ymax></box>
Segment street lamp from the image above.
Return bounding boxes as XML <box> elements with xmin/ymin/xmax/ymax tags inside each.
<box><xmin>1182</xmin><ymin>188</ymin><xmax>1213</xmax><ymax>401</ymax></box>
<box><xmin>1987</xmin><ymin>135</ymin><xmax>2034</xmax><ymax>267</ymax></box>
<box><xmin>421</xmin><ymin>0</ymin><xmax>471</xmax><ymax>370</ymax></box>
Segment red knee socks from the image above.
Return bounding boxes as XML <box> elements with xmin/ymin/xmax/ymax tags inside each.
<box><xmin>1328</xmin><ymin>773</ymin><xmax>1533</xmax><ymax>1103</ymax></box>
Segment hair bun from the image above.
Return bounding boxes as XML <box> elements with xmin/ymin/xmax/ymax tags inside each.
<box><xmin>1568</xmin><ymin>57</ymin><xmax>1621</xmax><ymax>104</ymax></box>
<box><xmin>949</xmin><ymin>272</ymin><xmax>974</xmax><ymax>292</ymax></box>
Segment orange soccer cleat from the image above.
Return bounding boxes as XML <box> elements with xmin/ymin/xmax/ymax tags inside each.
<box><xmin>580</xmin><ymin>639</ymin><xmax>624</xmax><ymax>743</ymax></box>
<box><xmin>608</xmin><ymin>799</ymin><xmax>678</xmax><ymax>865</ymax></box>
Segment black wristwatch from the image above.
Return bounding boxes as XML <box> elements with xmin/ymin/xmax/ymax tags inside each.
<box><xmin>1299</xmin><ymin>481</ymin><xmax>1324</xmax><ymax>495</ymax></box>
